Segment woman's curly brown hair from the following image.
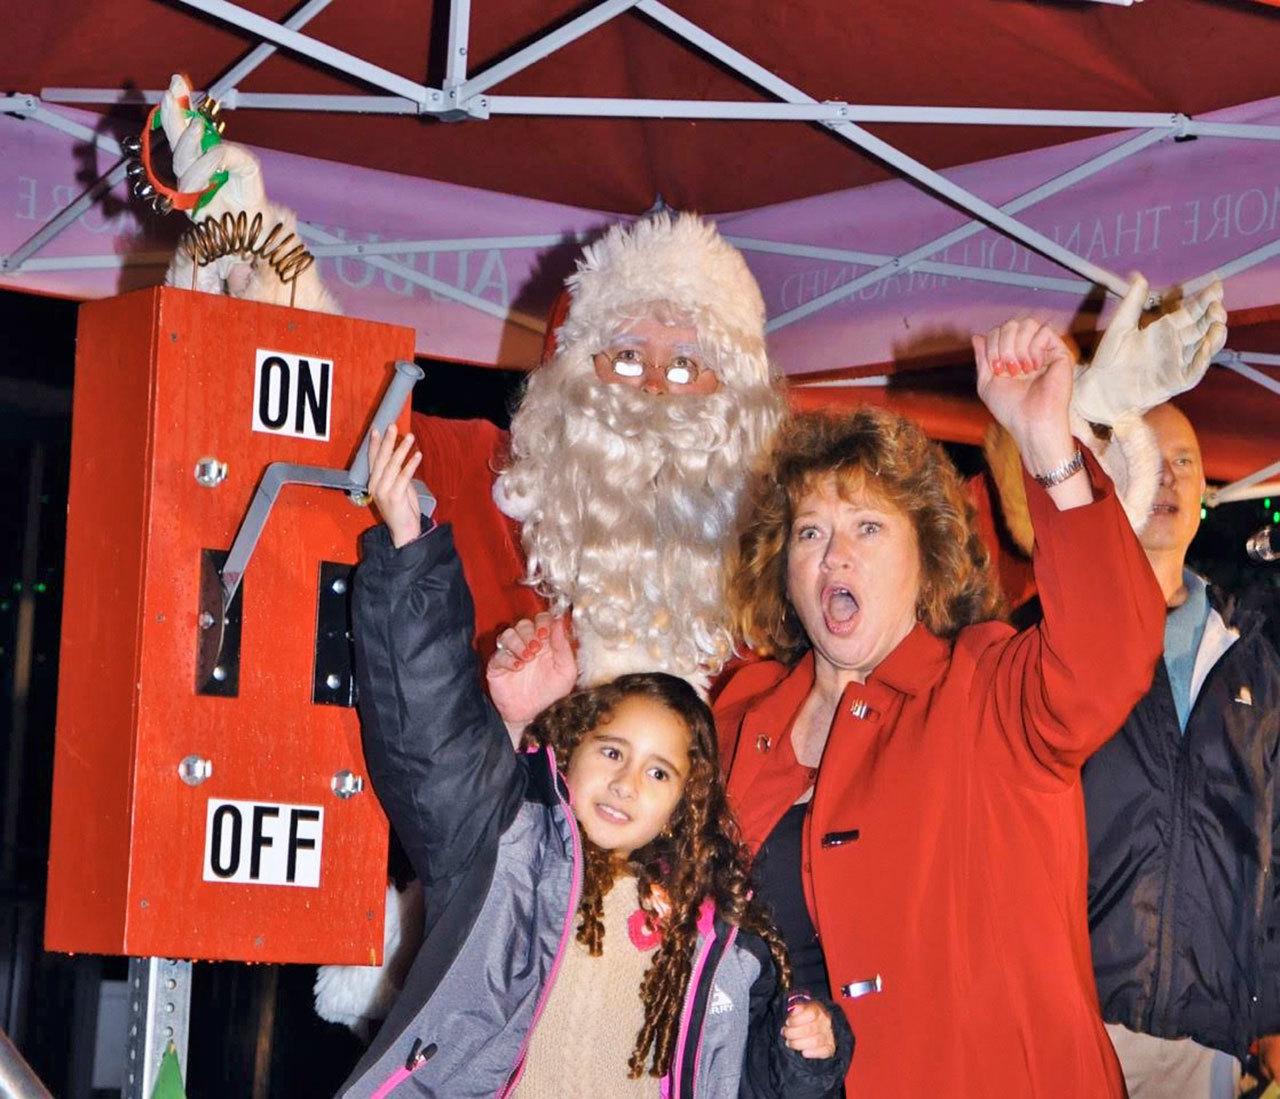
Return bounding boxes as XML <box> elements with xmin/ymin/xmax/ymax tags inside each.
<box><xmin>729</xmin><ymin>408</ymin><xmax>1005</xmax><ymax>661</ymax></box>
<box><xmin>524</xmin><ymin>672</ymin><xmax>791</xmax><ymax>1079</ymax></box>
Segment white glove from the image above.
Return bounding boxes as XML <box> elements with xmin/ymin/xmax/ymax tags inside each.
<box><xmin>1073</xmin><ymin>273</ymin><xmax>1227</xmax><ymax>425</ymax></box>
<box><xmin>174</xmin><ymin>142</ymin><xmax>268</xmax><ymax>221</ymax></box>
<box><xmin>159</xmin><ymin>73</ymin><xmax>268</xmax><ymax>220</ymax></box>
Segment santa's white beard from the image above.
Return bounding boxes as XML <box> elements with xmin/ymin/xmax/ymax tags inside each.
<box><xmin>497</xmin><ymin>368</ymin><xmax>784</xmax><ymax>688</ymax></box>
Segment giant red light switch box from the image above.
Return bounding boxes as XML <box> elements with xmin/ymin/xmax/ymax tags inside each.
<box><xmin>46</xmin><ymin>286</ymin><xmax>416</xmax><ymax>964</ymax></box>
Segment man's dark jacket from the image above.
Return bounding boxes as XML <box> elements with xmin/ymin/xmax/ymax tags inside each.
<box><xmin>1083</xmin><ymin>591</ymin><xmax>1280</xmax><ymax>1060</ymax></box>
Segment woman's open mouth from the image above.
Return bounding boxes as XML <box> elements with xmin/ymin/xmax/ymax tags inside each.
<box><xmin>822</xmin><ymin>584</ymin><xmax>860</xmax><ymax>635</ymax></box>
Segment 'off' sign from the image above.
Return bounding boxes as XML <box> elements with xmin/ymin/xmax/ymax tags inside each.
<box><xmin>202</xmin><ymin>798</ymin><xmax>324</xmax><ymax>888</ymax></box>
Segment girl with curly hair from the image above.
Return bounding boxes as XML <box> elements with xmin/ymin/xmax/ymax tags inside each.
<box><xmin>334</xmin><ymin>425</ymin><xmax>852</xmax><ymax>1099</ymax></box>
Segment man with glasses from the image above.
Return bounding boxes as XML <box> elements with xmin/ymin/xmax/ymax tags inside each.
<box><xmin>492</xmin><ymin>212</ymin><xmax>787</xmax><ymax>689</ymax></box>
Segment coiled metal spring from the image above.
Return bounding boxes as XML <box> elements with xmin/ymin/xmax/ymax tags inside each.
<box><xmin>180</xmin><ymin>211</ymin><xmax>315</xmax><ymax>307</ymax></box>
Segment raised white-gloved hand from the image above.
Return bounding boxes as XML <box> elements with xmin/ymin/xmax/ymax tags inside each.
<box><xmin>159</xmin><ymin>74</ymin><xmax>267</xmax><ymax>220</ymax></box>
<box><xmin>1073</xmin><ymin>273</ymin><xmax>1227</xmax><ymax>425</ymax></box>
<box><xmin>156</xmin><ymin>73</ymin><xmax>340</xmax><ymax>313</ymax></box>
<box><xmin>173</xmin><ymin>141</ymin><xmax>268</xmax><ymax>222</ymax></box>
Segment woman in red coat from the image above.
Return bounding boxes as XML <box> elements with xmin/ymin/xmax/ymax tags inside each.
<box><xmin>719</xmin><ymin>318</ymin><xmax>1165</xmax><ymax>1096</ymax></box>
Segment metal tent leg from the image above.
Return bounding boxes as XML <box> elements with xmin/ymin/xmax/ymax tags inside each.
<box><xmin>123</xmin><ymin>959</ymin><xmax>192</xmax><ymax>1099</ymax></box>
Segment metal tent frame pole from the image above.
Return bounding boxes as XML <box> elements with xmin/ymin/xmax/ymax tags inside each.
<box><xmin>4</xmin><ymin>0</ymin><xmax>1280</xmax><ymax>394</ymax></box>
<box><xmin>12</xmin><ymin>0</ymin><xmax>1276</xmax><ymax>303</ymax></box>
<box><xmin>123</xmin><ymin>959</ymin><xmax>193</xmax><ymax>1099</ymax></box>
<box><xmin>296</xmin><ymin>222</ymin><xmax>547</xmax><ymax>333</ymax></box>
<box><xmin>633</xmin><ymin>0</ymin><xmax>1129</xmax><ymax>295</ymax></box>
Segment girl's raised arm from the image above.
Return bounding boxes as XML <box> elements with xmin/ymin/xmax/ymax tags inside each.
<box><xmin>353</xmin><ymin>428</ymin><xmax>525</xmax><ymax>887</ymax></box>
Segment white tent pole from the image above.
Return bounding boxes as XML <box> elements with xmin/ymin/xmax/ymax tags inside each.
<box><xmin>1</xmin><ymin>167</ymin><xmax>130</xmax><ymax>274</ymax></box>
<box><xmin>725</xmin><ymin>236</ymin><xmax>1090</xmax><ymax>293</ymax></box>
<box><xmin>445</xmin><ymin>0</ymin><xmax>472</xmax><ymax>89</ymax></box>
<box><xmin>456</xmin><ymin>0</ymin><xmax>640</xmax><ymax>101</ymax></box>
<box><xmin>1183</xmin><ymin>121</ymin><xmax>1280</xmax><ymax>141</ymax></box>
<box><xmin>1183</xmin><ymin>237</ymin><xmax>1280</xmax><ymax>295</ymax></box>
<box><xmin>307</xmin><ymin>233</ymin><xmax>585</xmax><ymax>255</ymax></box>
<box><xmin>22</xmin><ymin>91</ymin><xmax>1187</xmax><ymax>130</ymax></box>
<box><xmin>764</xmin><ymin>127</ymin><xmax>1165</xmax><ymax>331</ymax></box>
<box><xmin>636</xmin><ymin>0</ymin><xmax>1130</xmax><ymax>296</ymax></box>
<box><xmin>1214</xmin><ymin>351</ymin><xmax>1280</xmax><ymax>398</ymax></box>
<box><xmin>40</xmin><ymin>88</ymin><xmax>168</xmax><ymax>105</ymax></box>
<box><xmin>219</xmin><ymin>93</ymin><xmax>421</xmax><ymax>112</ymax></box>
<box><xmin>170</xmin><ymin>0</ymin><xmax>438</xmax><ymax>106</ymax></box>
<box><xmin>36</xmin><ymin>89</ymin><xmax>423</xmax><ymax>112</ymax></box>
<box><xmin>1204</xmin><ymin>461</ymin><xmax>1280</xmax><ymax>508</ymax></box>
<box><xmin>0</xmin><ymin>105</ymin><xmax>132</xmax><ymax>273</ymax></box>
<box><xmin>481</xmin><ymin>97</ymin><xmax>1184</xmax><ymax>128</ymax></box>
<box><xmin>6</xmin><ymin>254</ymin><xmax>174</xmax><ymax>272</ymax></box>
<box><xmin>4</xmin><ymin>233</ymin><xmax>1086</xmax><ymax>295</ymax></box>
<box><xmin>724</xmin><ymin>238</ymin><xmax>888</xmax><ymax>266</ymax></box>
<box><xmin>211</xmin><ymin>0</ymin><xmax>340</xmax><ymax>98</ymax></box>
<box><xmin>297</xmin><ymin>222</ymin><xmax>547</xmax><ymax>334</ymax></box>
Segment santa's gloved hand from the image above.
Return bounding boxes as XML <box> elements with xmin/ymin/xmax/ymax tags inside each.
<box><xmin>1074</xmin><ymin>273</ymin><xmax>1227</xmax><ymax>425</ymax></box>
<box><xmin>159</xmin><ymin>73</ymin><xmax>267</xmax><ymax>221</ymax></box>
<box><xmin>174</xmin><ymin>142</ymin><xmax>268</xmax><ymax>222</ymax></box>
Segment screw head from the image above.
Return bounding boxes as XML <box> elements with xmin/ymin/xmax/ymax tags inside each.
<box><xmin>194</xmin><ymin>457</ymin><xmax>228</xmax><ymax>488</ymax></box>
<box><xmin>198</xmin><ymin>611</ymin><xmax>215</xmax><ymax>630</ymax></box>
<box><xmin>331</xmin><ymin>577</ymin><xmax>348</xmax><ymax>595</ymax></box>
<box><xmin>178</xmin><ymin>755</ymin><xmax>213</xmax><ymax>785</ymax></box>
<box><xmin>325</xmin><ymin>673</ymin><xmax>342</xmax><ymax>690</ymax></box>
<box><xmin>331</xmin><ymin>770</ymin><xmax>365</xmax><ymax>799</ymax></box>
<box><xmin>212</xmin><ymin>665</ymin><xmax>227</xmax><ymax>682</ymax></box>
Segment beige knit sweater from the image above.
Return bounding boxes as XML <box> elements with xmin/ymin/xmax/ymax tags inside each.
<box><xmin>513</xmin><ymin>877</ymin><xmax>660</xmax><ymax>1096</ymax></box>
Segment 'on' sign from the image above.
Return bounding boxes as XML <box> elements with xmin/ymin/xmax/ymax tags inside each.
<box><xmin>252</xmin><ymin>348</ymin><xmax>333</xmax><ymax>441</ymax></box>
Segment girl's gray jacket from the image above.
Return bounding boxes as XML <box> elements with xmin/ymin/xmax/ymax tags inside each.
<box><xmin>336</xmin><ymin>523</ymin><xmax>853</xmax><ymax>1099</ymax></box>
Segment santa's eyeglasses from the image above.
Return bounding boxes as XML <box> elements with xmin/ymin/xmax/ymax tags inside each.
<box><xmin>593</xmin><ymin>347</ymin><xmax>713</xmax><ymax>387</ymax></box>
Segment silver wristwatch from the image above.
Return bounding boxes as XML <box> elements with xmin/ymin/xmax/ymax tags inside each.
<box><xmin>1032</xmin><ymin>449</ymin><xmax>1084</xmax><ymax>489</ymax></box>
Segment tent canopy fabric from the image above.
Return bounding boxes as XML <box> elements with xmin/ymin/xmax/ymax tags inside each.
<box><xmin>1</xmin><ymin>0</ymin><xmax>1276</xmax><ymax>486</ymax></box>
<box><xmin>6</xmin><ymin>0</ymin><xmax>1280</xmax><ymax>214</ymax></box>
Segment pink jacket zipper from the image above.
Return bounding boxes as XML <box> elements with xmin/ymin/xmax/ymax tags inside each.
<box><xmin>665</xmin><ymin>899</ymin><xmax>719</xmax><ymax>1098</ymax></box>
<box><xmin>499</xmin><ymin>747</ymin><xmax>584</xmax><ymax>1098</ymax></box>
<box><xmin>370</xmin><ymin>1039</ymin><xmax>435</xmax><ymax>1099</ymax></box>
<box><xmin>691</xmin><ymin>924</ymin><xmax>739</xmax><ymax>1090</ymax></box>
<box><xmin>369</xmin><ymin>1066</ymin><xmax>415</xmax><ymax>1099</ymax></box>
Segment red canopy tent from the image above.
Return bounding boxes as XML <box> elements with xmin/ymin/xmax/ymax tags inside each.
<box><xmin>7</xmin><ymin>0</ymin><xmax>1280</xmax><ymax>212</ymax></box>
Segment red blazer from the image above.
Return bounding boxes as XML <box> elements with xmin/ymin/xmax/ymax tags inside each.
<box><xmin>716</xmin><ymin>457</ymin><xmax>1164</xmax><ymax>1098</ymax></box>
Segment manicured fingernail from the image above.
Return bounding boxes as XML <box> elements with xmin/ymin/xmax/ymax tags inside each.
<box><xmin>536</xmin><ymin>627</ymin><xmax>550</xmax><ymax>640</ymax></box>
<box><xmin>526</xmin><ymin>641</ymin><xmax>541</xmax><ymax>655</ymax></box>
